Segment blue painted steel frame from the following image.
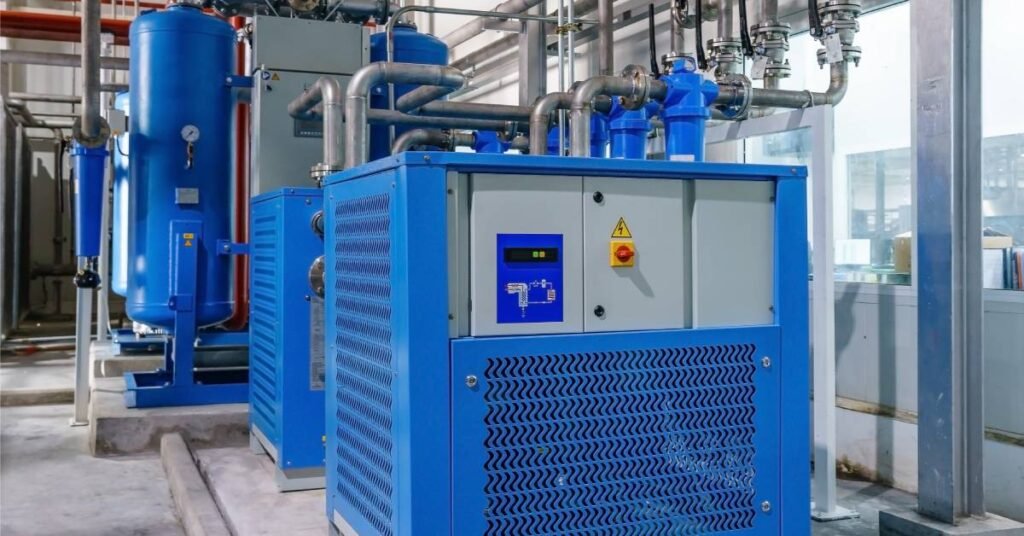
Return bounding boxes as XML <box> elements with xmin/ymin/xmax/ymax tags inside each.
<box><xmin>322</xmin><ymin>153</ymin><xmax>808</xmax><ymax>536</ymax></box>
<box><xmin>125</xmin><ymin>219</ymin><xmax>249</xmax><ymax>408</ymax></box>
<box><xmin>249</xmin><ymin>188</ymin><xmax>325</xmax><ymax>478</ymax></box>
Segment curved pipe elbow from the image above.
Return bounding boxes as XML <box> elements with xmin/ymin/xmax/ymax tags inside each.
<box><xmin>288</xmin><ymin>76</ymin><xmax>341</xmax><ymax>119</ymax></box>
<box><xmin>529</xmin><ymin>92</ymin><xmax>572</xmax><ymax>155</ymax></box>
<box><xmin>392</xmin><ymin>129</ymin><xmax>449</xmax><ymax>154</ymax></box>
<box><xmin>822</xmin><ymin>61</ymin><xmax>849</xmax><ymax>105</ymax></box>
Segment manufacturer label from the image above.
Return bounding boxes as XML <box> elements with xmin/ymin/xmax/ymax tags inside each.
<box><xmin>611</xmin><ymin>217</ymin><xmax>633</xmax><ymax>238</ymax></box>
<box><xmin>751</xmin><ymin>57</ymin><xmax>768</xmax><ymax>80</ymax></box>
<box><xmin>310</xmin><ymin>297</ymin><xmax>325</xmax><ymax>391</ymax></box>
<box><xmin>825</xmin><ymin>34</ymin><xmax>844</xmax><ymax>64</ymax></box>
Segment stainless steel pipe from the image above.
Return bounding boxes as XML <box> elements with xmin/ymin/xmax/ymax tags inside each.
<box><xmin>530</xmin><ymin>92</ymin><xmax>572</xmax><ymax>155</ymax></box>
<box><xmin>391</xmin><ymin>128</ymin><xmax>476</xmax><ymax>154</ymax></box>
<box><xmin>417</xmin><ymin>101</ymin><xmax>533</xmax><ymax>122</ymax></box>
<box><xmin>597</xmin><ymin>0</ymin><xmax>614</xmax><ymax>75</ymax></box>
<box><xmin>442</xmin><ymin>0</ymin><xmax>546</xmax><ymax>49</ymax></box>
<box><xmin>81</xmin><ymin>0</ymin><xmax>103</xmax><ymax>141</ymax></box>
<box><xmin>345</xmin><ymin>62</ymin><xmax>465</xmax><ymax>168</ymax></box>
<box><xmin>0</xmin><ymin>50</ymin><xmax>129</xmax><ymax>71</ymax></box>
<box><xmin>716</xmin><ymin>61</ymin><xmax>849</xmax><ymax>109</ymax></box>
<box><xmin>569</xmin><ymin>76</ymin><xmax>644</xmax><ymax>156</ymax></box>
<box><xmin>287</xmin><ymin>77</ymin><xmax>344</xmax><ymax>170</ymax></box>
<box><xmin>368</xmin><ymin>109</ymin><xmax>515</xmax><ymax>133</ymax></box>
<box><xmin>395</xmin><ymin>85</ymin><xmax>461</xmax><ymax>114</ymax></box>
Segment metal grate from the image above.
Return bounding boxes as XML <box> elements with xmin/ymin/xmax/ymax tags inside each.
<box><xmin>481</xmin><ymin>344</ymin><xmax>760</xmax><ymax>535</ymax></box>
<box><xmin>333</xmin><ymin>193</ymin><xmax>395</xmax><ymax>536</ymax></box>
<box><xmin>249</xmin><ymin>209</ymin><xmax>279</xmax><ymax>440</ymax></box>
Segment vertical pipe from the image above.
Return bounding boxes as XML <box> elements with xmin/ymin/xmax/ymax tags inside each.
<box><xmin>225</xmin><ymin>15</ymin><xmax>249</xmax><ymax>330</ymax></box>
<box><xmin>95</xmin><ymin>38</ymin><xmax>113</xmax><ymax>342</ymax></box>
<box><xmin>81</xmin><ymin>0</ymin><xmax>102</xmax><ymax>138</ymax></box>
<box><xmin>718</xmin><ymin>0</ymin><xmax>733</xmax><ymax>39</ymax></box>
<box><xmin>760</xmin><ymin>0</ymin><xmax>777</xmax><ymax>22</ymax></box>
<box><xmin>670</xmin><ymin>2</ymin><xmax>686</xmax><ymax>56</ymax></box>
<box><xmin>557</xmin><ymin>0</ymin><xmax>566</xmax><ymax>154</ymax></box>
<box><xmin>72</xmin><ymin>257</ymin><xmax>93</xmax><ymax>426</ymax></box>
<box><xmin>597</xmin><ymin>0</ymin><xmax>613</xmax><ymax>75</ymax></box>
<box><xmin>12</xmin><ymin>125</ymin><xmax>25</xmax><ymax>332</ymax></box>
<box><xmin>518</xmin><ymin>3</ymin><xmax>547</xmax><ymax>106</ymax></box>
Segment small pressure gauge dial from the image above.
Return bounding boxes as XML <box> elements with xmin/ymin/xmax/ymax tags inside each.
<box><xmin>180</xmin><ymin>124</ymin><xmax>200</xmax><ymax>143</ymax></box>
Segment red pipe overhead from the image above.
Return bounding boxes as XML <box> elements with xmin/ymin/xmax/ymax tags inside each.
<box><xmin>47</xmin><ymin>0</ymin><xmax>165</xmax><ymax>9</ymax></box>
<box><xmin>2</xmin><ymin>27</ymin><xmax>130</xmax><ymax>46</ymax></box>
<box><xmin>224</xmin><ymin>15</ymin><xmax>250</xmax><ymax>331</ymax></box>
<box><xmin>0</xmin><ymin>11</ymin><xmax>132</xmax><ymax>44</ymax></box>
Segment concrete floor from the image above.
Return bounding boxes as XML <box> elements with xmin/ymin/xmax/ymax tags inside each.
<box><xmin>0</xmin><ymin>404</ymin><xmax>183</xmax><ymax>536</ymax></box>
<box><xmin>0</xmin><ymin>350</ymin><xmax>75</xmax><ymax>393</ymax></box>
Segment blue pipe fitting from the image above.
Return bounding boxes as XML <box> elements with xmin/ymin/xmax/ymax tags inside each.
<box><xmin>546</xmin><ymin>127</ymin><xmax>563</xmax><ymax>156</ymax></box>
<box><xmin>473</xmin><ymin>131</ymin><xmax>510</xmax><ymax>154</ymax></box>
<box><xmin>71</xmin><ymin>142</ymin><xmax>109</xmax><ymax>259</ymax></box>
<box><xmin>590</xmin><ymin>113</ymin><xmax>610</xmax><ymax>158</ymax></box>
<box><xmin>609</xmin><ymin>99</ymin><xmax>651</xmax><ymax>160</ymax></box>
<box><xmin>660</xmin><ymin>59</ymin><xmax>719</xmax><ymax>162</ymax></box>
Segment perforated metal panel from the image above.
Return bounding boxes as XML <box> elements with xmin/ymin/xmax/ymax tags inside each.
<box><xmin>333</xmin><ymin>192</ymin><xmax>396</xmax><ymax>536</ymax></box>
<box><xmin>249</xmin><ymin>204</ymin><xmax>280</xmax><ymax>443</ymax></box>
<box><xmin>452</xmin><ymin>328</ymin><xmax>780</xmax><ymax>536</ymax></box>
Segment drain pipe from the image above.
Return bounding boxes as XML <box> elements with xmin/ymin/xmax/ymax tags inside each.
<box><xmin>345</xmin><ymin>62</ymin><xmax>466</xmax><ymax>168</ymax></box>
<box><xmin>391</xmin><ymin>129</ymin><xmax>475</xmax><ymax>154</ymax></box>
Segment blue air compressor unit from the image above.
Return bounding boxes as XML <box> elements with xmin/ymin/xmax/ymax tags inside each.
<box><xmin>322</xmin><ymin>153</ymin><xmax>809</xmax><ymax>535</ymax></box>
<box><xmin>249</xmin><ymin>188</ymin><xmax>325</xmax><ymax>490</ymax></box>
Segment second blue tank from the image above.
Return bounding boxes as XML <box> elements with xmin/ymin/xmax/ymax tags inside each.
<box><xmin>126</xmin><ymin>4</ymin><xmax>235</xmax><ymax>329</ymax></box>
<box><xmin>369</xmin><ymin>22</ymin><xmax>447</xmax><ymax>161</ymax></box>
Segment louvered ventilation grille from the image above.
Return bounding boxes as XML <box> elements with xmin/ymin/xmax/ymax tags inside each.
<box><xmin>482</xmin><ymin>344</ymin><xmax>759</xmax><ymax>535</ymax></box>
<box><xmin>333</xmin><ymin>193</ymin><xmax>395</xmax><ymax>536</ymax></box>
<box><xmin>249</xmin><ymin>210</ymin><xmax>279</xmax><ymax>438</ymax></box>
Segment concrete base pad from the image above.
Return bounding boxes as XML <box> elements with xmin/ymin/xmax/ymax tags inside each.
<box><xmin>161</xmin><ymin>433</ymin><xmax>232</xmax><ymax>536</ymax></box>
<box><xmin>196</xmin><ymin>446</ymin><xmax>327</xmax><ymax>535</ymax></box>
<box><xmin>92</xmin><ymin>341</ymin><xmax>163</xmax><ymax>379</ymax></box>
<box><xmin>880</xmin><ymin>509</ymin><xmax>1024</xmax><ymax>535</ymax></box>
<box><xmin>90</xmin><ymin>376</ymin><xmax>248</xmax><ymax>456</ymax></box>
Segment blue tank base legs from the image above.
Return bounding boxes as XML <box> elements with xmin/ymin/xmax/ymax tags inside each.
<box><xmin>124</xmin><ymin>220</ymin><xmax>248</xmax><ymax>408</ymax></box>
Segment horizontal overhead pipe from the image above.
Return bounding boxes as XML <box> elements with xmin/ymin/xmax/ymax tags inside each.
<box><xmin>395</xmin><ymin>85</ymin><xmax>461</xmax><ymax>114</ymax></box>
<box><xmin>0</xmin><ymin>11</ymin><xmax>131</xmax><ymax>44</ymax></box>
<box><xmin>441</xmin><ymin>0</ymin><xmax>545</xmax><ymax>49</ymax></box>
<box><xmin>0</xmin><ymin>50</ymin><xmax>129</xmax><ymax>70</ymax></box>
<box><xmin>287</xmin><ymin>77</ymin><xmax>344</xmax><ymax>170</ymax></box>
<box><xmin>7</xmin><ymin>92</ymin><xmax>81</xmax><ymax>104</ymax></box>
<box><xmin>416</xmin><ymin>101</ymin><xmax>533</xmax><ymax>122</ymax></box>
<box><xmin>367</xmin><ymin>109</ymin><xmax>518</xmax><ymax>133</ymax></box>
<box><xmin>0</xmin><ymin>27</ymin><xmax>126</xmax><ymax>46</ymax></box>
<box><xmin>345</xmin><ymin>62</ymin><xmax>466</xmax><ymax>168</ymax></box>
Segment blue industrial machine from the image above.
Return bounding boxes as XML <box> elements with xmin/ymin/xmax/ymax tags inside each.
<box><xmin>368</xmin><ymin>22</ymin><xmax>448</xmax><ymax>161</ymax></box>
<box><xmin>122</xmin><ymin>4</ymin><xmax>249</xmax><ymax>407</ymax></box>
<box><xmin>248</xmin><ymin>188</ymin><xmax>326</xmax><ymax>490</ymax></box>
<box><xmin>321</xmin><ymin>151</ymin><xmax>809</xmax><ymax>534</ymax></box>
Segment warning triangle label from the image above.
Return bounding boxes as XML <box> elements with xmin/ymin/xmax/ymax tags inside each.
<box><xmin>271</xmin><ymin>72</ymin><xmax>280</xmax><ymax>81</ymax></box>
<box><xmin>611</xmin><ymin>217</ymin><xmax>632</xmax><ymax>238</ymax></box>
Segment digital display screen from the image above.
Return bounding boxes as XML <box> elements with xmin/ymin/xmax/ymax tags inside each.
<box><xmin>504</xmin><ymin>247</ymin><xmax>559</xmax><ymax>263</ymax></box>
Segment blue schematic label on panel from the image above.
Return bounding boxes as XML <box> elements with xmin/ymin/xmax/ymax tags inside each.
<box><xmin>496</xmin><ymin>234</ymin><xmax>563</xmax><ymax>324</ymax></box>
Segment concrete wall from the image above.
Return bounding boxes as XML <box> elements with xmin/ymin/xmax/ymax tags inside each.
<box><xmin>823</xmin><ymin>284</ymin><xmax>1024</xmax><ymax>521</ymax></box>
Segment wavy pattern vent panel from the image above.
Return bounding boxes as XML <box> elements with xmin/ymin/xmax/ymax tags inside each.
<box><xmin>481</xmin><ymin>345</ymin><xmax>760</xmax><ymax>535</ymax></box>
<box><xmin>333</xmin><ymin>193</ymin><xmax>395</xmax><ymax>536</ymax></box>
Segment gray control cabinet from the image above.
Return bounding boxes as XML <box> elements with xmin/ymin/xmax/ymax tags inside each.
<box><xmin>454</xmin><ymin>173</ymin><xmax>774</xmax><ymax>337</ymax></box>
<box><xmin>250</xmin><ymin>16</ymin><xmax>368</xmax><ymax>195</ymax></box>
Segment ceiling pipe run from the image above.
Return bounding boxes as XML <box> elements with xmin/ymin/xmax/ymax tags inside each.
<box><xmin>0</xmin><ymin>11</ymin><xmax>131</xmax><ymax>45</ymax></box>
<box><xmin>441</xmin><ymin>0</ymin><xmax>546</xmax><ymax>50</ymax></box>
<box><xmin>0</xmin><ymin>50</ymin><xmax>129</xmax><ymax>70</ymax></box>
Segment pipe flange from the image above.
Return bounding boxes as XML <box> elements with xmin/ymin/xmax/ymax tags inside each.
<box><xmin>71</xmin><ymin>116</ymin><xmax>111</xmax><ymax>148</ymax></box>
<box><xmin>310</xmin><ymin>210</ymin><xmax>324</xmax><ymax>238</ymax></box>
<box><xmin>618</xmin><ymin>64</ymin><xmax>652</xmax><ymax>111</ymax></box>
<box><xmin>662</xmin><ymin>54</ymin><xmax>697</xmax><ymax>74</ymax></box>
<box><xmin>310</xmin><ymin>162</ymin><xmax>341</xmax><ymax>182</ymax></box>
<box><xmin>715</xmin><ymin>75</ymin><xmax>752</xmax><ymax>120</ymax></box>
<box><xmin>308</xmin><ymin>255</ymin><xmax>325</xmax><ymax>298</ymax></box>
<box><xmin>817</xmin><ymin>45</ymin><xmax>862</xmax><ymax>67</ymax></box>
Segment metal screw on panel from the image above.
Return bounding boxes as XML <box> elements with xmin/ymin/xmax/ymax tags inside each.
<box><xmin>593</xmin><ymin>191</ymin><xmax>604</xmax><ymax>203</ymax></box>
<box><xmin>761</xmin><ymin>356</ymin><xmax>772</xmax><ymax>368</ymax></box>
<box><xmin>465</xmin><ymin>375</ymin><xmax>478</xmax><ymax>388</ymax></box>
<box><xmin>423</xmin><ymin>155</ymin><xmax>431</xmax><ymax>162</ymax></box>
<box><xmin>761</xmin><ymin>500</ymin><xmax>772</xmax><ymax>513</ymax></box>
<box><xmin>594</xmin><ymin>305</ymin><xmax>605</xmax><ymax>318</ymax></box>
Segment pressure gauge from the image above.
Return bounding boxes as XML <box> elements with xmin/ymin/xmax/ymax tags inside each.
<box><xmin>180</xmin><ymin>124</ymin><xmax>200</xmax><ymax>143</ymax></box>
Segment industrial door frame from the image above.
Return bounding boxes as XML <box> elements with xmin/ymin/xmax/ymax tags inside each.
<box><xmin>706</xmin><ymin>105</ymin><xmax>857</xmax><ymax>522</ymax></box>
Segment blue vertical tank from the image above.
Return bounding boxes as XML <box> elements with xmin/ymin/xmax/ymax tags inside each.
<box><xmin>369</xmin><ymin>22</ymin><xmax>447</xmax><ymax>161</ymax></box>
<box><xmin>126</xmin><ymin>4</ymin><xmax>235</xmax><ymax>329</ymax></box>
<box><xmin>111</xmin><ymin>92</ymin><xmax>130</xmax><ymax>297</ymax></box>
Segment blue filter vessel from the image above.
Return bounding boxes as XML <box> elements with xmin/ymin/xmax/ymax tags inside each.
<box><xmin>71</xmin><ymin>143</ymin><xmax>108</xmax><ymax>258</ymax></box>
<box><xmin>369</xmin><ymin>22</ymin><xmax>447</xmax><ymax>161</ymax></box>
<box><xmin>111</xmin><ymin>92</ymin><xmax>130</xmax><ymax>297</ymax></box>
<box><xmin>126</xmin><ymin>4</ymin><xmax>235</xmax><ymax>329</ymax></box>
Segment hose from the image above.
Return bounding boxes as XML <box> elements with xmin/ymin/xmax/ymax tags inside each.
<box><xmin>695</xmin><ymin>0</ymin><xmax>708</xmax><ymax>70</ymax></box>
<box><xmin>648</xmin><ymin>4</ymin><xmax>661</xmax><ymax>77</ymax></box>
<box><xmin>737</xmin><ymin>0</ymin><xmax>754</xmax><ymax>57</ymax></box>
<box><xmin>808</xmin><ymin>0</ymin><xmax>822</xmax><ymax>37</ymax></box>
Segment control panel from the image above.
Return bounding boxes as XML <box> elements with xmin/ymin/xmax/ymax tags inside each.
<box><xmin>496</xmin><ymin>234</ymin><xmax>563</xmax><ymax>324</ymax></box>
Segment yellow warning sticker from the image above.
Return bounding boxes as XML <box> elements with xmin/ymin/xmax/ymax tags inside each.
<box><xmin>184</xmin><ymin>240</ymin><xmax>193</xmax><ymax>247</ymax></box>
<box><xmin>611</xmin><ymin>217</ymin><xmax>632</xmax><ymax>238</ymax></box>
<box><xmin>183</xmin><ymin>233</ymin><xmax>194</xmax><ymax>239</ymax></box>
<box><xmin>271</xmin><ymin>72</ymin><xmax>280</xmax><ymax>81</ymax></box>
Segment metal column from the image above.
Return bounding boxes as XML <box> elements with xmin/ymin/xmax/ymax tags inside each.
<box><xmin>879</xmin><ymin>1</ymin><xmax>1020</xmax><ymax>532</ymax></box>
<box><xmin>518</xmin><ymin>3</ymin><xmax>547</xmax><ymax>107</ymax></box>
<box><xmin>910</xmin><ymin>0</ymin><xmax>984</xmax><ymax>522</ymax></box>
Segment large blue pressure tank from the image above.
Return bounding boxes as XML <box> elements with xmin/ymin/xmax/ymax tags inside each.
<box><xmin>126</xmin><ymin>4</ymin><xmax>235</xmax><ymax>329</ymax></box>
<box><xmin>111</xmin><ymin>92</ymin><xmax>129</xmax><ymax>297</ymax></box>
<box><xmin>369</xmin><ymin>22</ymin><xmax>447</xmax><ymax>161</ymax></box>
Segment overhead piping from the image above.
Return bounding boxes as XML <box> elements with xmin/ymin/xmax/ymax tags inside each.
<box><xmin>441</xmin><ymin>0</ymin><xmax>546</xmax><ymax>50</ymax></box>
<box><xmin>391</xmin><ymin>129</ymin><xmax>476</xmax><ymax>154</ymax></box>
<box><xmin>288</xmin><ymin>77</ymin><xmax>344</xmax><ymax>173</ymax></box>
<box><xmin>569</xmin><ymin>75</ymin><xmax>666</xmax><ymax>157</ymax></box>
